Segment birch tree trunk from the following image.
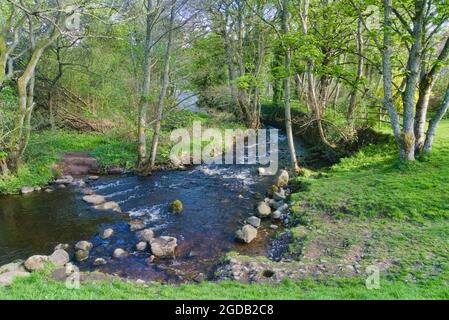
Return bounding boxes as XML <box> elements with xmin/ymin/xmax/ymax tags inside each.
<box><xmin>423</xmin><ymin>83</ymin><xmax>449</xmax><ymax>153</ymax></box>
<box><xmin>148</xmin><ymin>0</ymin><xmax>176</xmax><ymax>169</ymax></box>
<box><xmin>399</xmin><ymin>0</ymin><xmax>425</xmax><ymax>161</ymax></box>
<box><xmin>282</xmin><ymin>0</ymin><xmax>300</xmax><ymax>173</ymax></box>
<box><xmin>347</xmin><ymin>17</ymin><xmax>364</xmax><ymax>130</ymax></box>
<box><xmin>381</xmin><ymin>0</ymin><xmax>406</xmax><ymax>159</ymax></box>
<box><xmin>137</xmin><ymin>0</ymin><xmax>154</xmax><ymax>168</ymax></box>
<box><xmin>7</xmin><ymin>29</ymin><xmax>60</xmax><ymax>172</ymax></box>
<box><xmin>414</xmin><ymin>36</ymin><xmax>449</xmax><ymax>152</ymax></box>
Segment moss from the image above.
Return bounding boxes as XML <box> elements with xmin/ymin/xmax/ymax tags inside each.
<box><xmin>169</xmin><ymin>200</ymin><xmax>183</xmax><ymax>214</ymax></box>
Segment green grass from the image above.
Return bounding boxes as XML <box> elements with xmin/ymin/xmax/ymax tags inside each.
<box><xmin>292</xmin><ymin>120</ymin><xmax>449</xmax><ymax>220</ymax></box>
<box><xmin>1</xmin><ymin>268</ymin><xmax>449</xmax><ymax>300</ymax></box>
<box><xmin>2</xmin><ymin>117</ymin><xmax>449</xmax><ymax>299</ymax></box>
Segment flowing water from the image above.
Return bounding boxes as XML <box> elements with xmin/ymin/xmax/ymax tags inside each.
<box><xmin>0</xmin><ymin>122</ymin><xmax>305</xmax><ymax>282</ymax></box>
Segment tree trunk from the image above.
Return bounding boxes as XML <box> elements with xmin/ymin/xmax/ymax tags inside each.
<box><xmin>423</xmin><ymin>83</ymin><xmax>449</xmax><ymax>153</ymax></box>
<box><xmin>399</xmin><ymin>0</ymin><xmax>425</xmax><ymax>161</ymax></box>
<box><xmin>414</xmin><ymin>36</ymin><xmax>449</xmax><ymax>152</ymax></box>
<box><xmin>347</xmin><ymin>17</ymin><xmax>364</xmax><ymax>130</ymax></box>
<box><xmin>7</xmin><ymin>29</ymin><xmax>60</xmax><ymax>172</ymax></box>
<box><xmin>137</xmin><ymin>0</ymin><xmax>154</xmax><ymax>168</ymax></box>
<box><xmin>148</xmin><ymin>0</ymin><xmax>175</xmax><ymax>169</ymax></box>
<box><xmin>0</xmin><ymin>36</ymin><xmax>7</xmax><ymax>87</ymax></box>
<box><xmin>381</xmin><ymin>0</ymin><xmax>405</xmax><ymax>158</ymax></box>
<box><xmin>282</xmin><ymin>0</ymin><xmax>300</xmax><ymax>173</ymax></box>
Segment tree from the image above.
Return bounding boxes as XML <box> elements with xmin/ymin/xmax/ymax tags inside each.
<box><xmin>282</xmin><ymin>0</ymin><xmax>300</xmax><ymax>173</ymax></box>
<box><xmin>148</xmin><ymin>0</ymin><xmax>177</xmax><ymax>169</ymax></box>
<box><xmin>137</xmin><ymin>0</ymin><xmax>157</xmax><ymax>168</ymax></box>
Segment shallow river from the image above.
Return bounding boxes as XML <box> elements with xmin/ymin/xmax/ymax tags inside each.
<box><xmin>0</xmin><ymin>129</ymin><xmax>304</xmax><ymax>282</ymax></box>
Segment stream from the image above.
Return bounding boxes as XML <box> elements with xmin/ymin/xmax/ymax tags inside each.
<box><xmin>0</xmin><ymin>111</ymin><xmax>305</xmax><ymax>283</ymax></box>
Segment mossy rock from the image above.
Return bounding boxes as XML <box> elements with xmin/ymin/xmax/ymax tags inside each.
<box><xmin>169</xmin><ymin>200</ymin><xmax>183</xmax><ymax>214</ymax></box>
<box><xmin>267</xmin><ymin>185</ymin><xmax>279</xmax><ymax>197</ymax></box>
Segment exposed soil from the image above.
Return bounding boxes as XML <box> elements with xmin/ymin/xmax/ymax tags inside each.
<box><xmin>57</xmin><ymin>152</ymin><xmax>99</xmax><ymax>175</ymax></box>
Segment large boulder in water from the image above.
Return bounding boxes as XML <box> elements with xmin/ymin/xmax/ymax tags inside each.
<box><xmin>55</xmin><ymin>175</ymin><xmax>74</xmax><ymax>185</ymax></box>
<box><xmin>136</xmin><ymin>229</ymin><xmax>154</xmax><ymax>242</ymax></box>
<box><xmin>94</xmin><ymin>201</ymin><xmax>121</xmax><ymax>213</ymax></box>
<box><xmin>257</xmin><ymin>202</ymin><xmax>271</xmax><ymax>218</ymax></box>
<box><xmin>129</xmin><ymin>219</ymin><xmax>146</xmax><ymax>232</ymax></box>
<box><xmin>75</xmin><ymin>250</ymin><xmax>89</xmax><ymax>262</ymax></box>
<box><xmin>49</xmin><ymin>249</ymin><xmax>70</xmax><ymax>267</ymax></box>
<box><xmin>21</xmin><ymin>187</ymin><xmax>35</xmax><ymax>194</ymax></box>
<box><xmin>235</xmin><ymin>225</ymin><xmax>258</xmax><ymax>244</ymax></box>
<box><xmin>24</xmin><ymin>255</ymin><xmax>49</xmax><ymax>272</ymax></box>
<box><xmin>113</xmin><ymin>248</ymin><xmax>128</xmax><ymax>258</ymax></box>
<box><xmin>136</xmin><ymin>242</ymin><xmax>148</xmax><ymax>251</ymax></box>
<box><xmin>169</xmin><ymin>200</ymin><xmax>183</xmax><ymax>214</ymax></box>
<box><xmin>75</xmin><ymin>241</ymin><xmax>93</xmax><ymax>252</ymax></box>
<box><xmin>82</xmin><ymin>195</ymin><xmax>105</xmax><ymax>205</ymax></box>
<box><xmin>247</xmin><ymin>216</ymin><xmax>261</xmax><ymax>228</ymax></box>
<box><xmin>275</xmin><ymin>170</ymin><xmax>289</xmax><ymax>188</ymax></box>
<box><xmin>100</xmin><ymin>228</ymin><xmax>114</xmax><ymax>239</ymax></box>
<box><xmin>150</xmin><ymin>236</ymin><xmax>177</xmax><ymax>257</ymax></box>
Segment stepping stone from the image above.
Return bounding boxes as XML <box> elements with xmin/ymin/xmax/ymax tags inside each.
<box><xmin>82</xmin><ymin>195</ymin><xmax>105</xmax><ymax>205</ymax></box>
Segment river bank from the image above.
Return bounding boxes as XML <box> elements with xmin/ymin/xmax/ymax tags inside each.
<box><xmin>2</xmin><ymin>117</ymin><xmax>449</xmax><ymax>298</ymax></box>
<box><xmin>2</xmin><ymin>112</ymin><xmax>449</xmax><ymax>299</ymax></box>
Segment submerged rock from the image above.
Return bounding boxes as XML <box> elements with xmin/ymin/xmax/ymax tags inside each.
<box><xmin>169</xmin><ymin>200</ymin><xmax>183</xmax><ymax>214</ymax></box>
<box><xmin>113</xmin><ymin>248</ymin><xmax>127</xmax><ymax>258</ymax></box>
<box><xmin>150</xmin><ymin>236</ymin><xmax>177</xmax><ymax>257</ymax></box>
<box><xmin>55</xmin><ymin>175</ymin><xmax>74</xmax><ymax>185</ymax></box>
<box><xmin>75</xmin><ymin>241</ymin><xmax>93</xmax><ymax>252</ymax></box>
<box><xmin>247</xmin><ymin>216</ymin><xmax>261</xmax><ymax>228</ymax></box>
<box><xmin>88</xmin><ymin>175</ymin><xmax>99</xmax><ymax>180</ymax></box>
<box><xmin>24</xmin><ymin>255</ymin><xmax>49</xmax><ymax>272</ymax></box>
<box><xmin>100</xmin><ymin>228</ymin><xmax>114</xmax><ymax>239</ymax></box>
<box><xmin>235</xmin><ymin>225</ymin><xmax>258</xmax><ymax>244</ymax></box>
<box><xmin>82</xmin><ymin>194</ymin><xmax>105</xmax><ymax>205</ymax></box>
<box><xmin>94</xmin><ymin>258</ymin><xmax>107</xmax><ymax>266</ymax></box>
<box><xmin>129</xmin><ymin>219</ymin><xmax>146</xmax><ymax>232</ymax></box>
<box><xmin>49</xmin><ymin>249</ymin><xmax>70</xmax><ymax>267</ymax></box>
<box><xmin>80</xmin><ymin>188</ymin><xmax>94</xmax><ymax>195</ymax></box>
<box><xmin>72</xmin><ymin>179</ymin><xmax>86</xmax><ymax>188</ymax></box>
<box><xmin>275</xmin><ymin>170</ymin><xmax>289</xmax><ymax>188</ymax></box>
<box><xmin>75</xmin><ymin>250</ymin><xmax>89</xmax><ymax>262</ymax></box>
<box><xmin>257</xmin><ymin>202</ymin><xmax>271</xmax><ymax>218</ymax></box>
<box><xmin>94</xmin><ymin>201</ymin><xmax>121</xmax><ymax>213</ymax></box>
<box><xmin>136</xmin><ymin>242</ymin><xmax>148</xmax><ymax>251</ymax></box>
<box><xmin>136</xmin><ymin>229</ymin><xmax>154</xmax><ymax>242</ymax></box>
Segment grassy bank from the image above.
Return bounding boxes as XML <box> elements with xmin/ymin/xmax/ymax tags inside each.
<box><xmin>0</xmin><ymin>110</ymin><xmax>242</xmax><ymax>194</ymax></box>
<box><xmin>2</xmin><ymin>118</ymin><xmax>449</xmax><ymax>299</ymax></box>
<box><xmin>292</xmin><ymin>121</ymin><xmax>449</xmax><ymax>220</ymax></box>
<box><xmin>1</xmin><ymin>268</ymin><xmax>449</xmax><ymax>300</ymax></box>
